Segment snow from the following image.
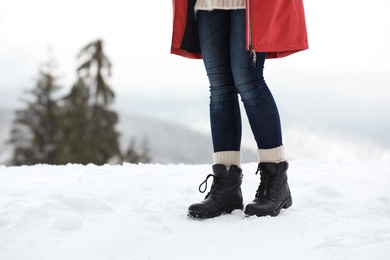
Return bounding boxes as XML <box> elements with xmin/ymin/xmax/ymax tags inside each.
<box><xmin>0</xmin><ymin>161</ymin><xmax>389</xmax><ymax>260</ymax></box>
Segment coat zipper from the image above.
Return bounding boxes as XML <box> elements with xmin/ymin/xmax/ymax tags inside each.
<box><xmin>247</xmin><ymin>0</ymin><xmax>257</xmax><ymax>67</ymax></box>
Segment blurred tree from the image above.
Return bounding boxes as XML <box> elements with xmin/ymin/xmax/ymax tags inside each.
<box><xmin>138</xmin><ymin>137</ymin><xmax>152</xmax><ymax>163</ymax></box>
<box><xmin>123</xmin><ymin>137</ymin><xmax>152</xmax><ymax>164</ymax></box>
<box><xmin>76</xmin><ymin>39</ymin><xmax>121</xmax><ymax>165</ymax></box>
<box><xmin>77</xmin><ymin>39</ymin><xmax>114</xmax><ymax>106</ymax></box>
<box><xmin>9</xmin><ymin>59</ymin><xmax>63</xmax><ymax>165</ymax></box>
<box><xmin>59</xmin><ymin>78</ymin><xmax>92</xmax><ymax>164</ymax></box>
<box><xmin>9</xmin><ymin>39</ymin><xmax>152</xmax><ymax>165</ymax></box>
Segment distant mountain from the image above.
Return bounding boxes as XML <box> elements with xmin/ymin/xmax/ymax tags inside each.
<box><xmin>116</xmin><ymin>113</ymin><xmax>257</xmax><ymax>164</ymax></box>
<box><xmin>1</xmin><ymin>108</ymin><xmax>389</xmax><ymax>165</ymax></box>
<box><xmin>282</xmin><ymin>121</ymin><xmax>390</xmax><ymax>162</ymax></box>
<box><xmin>0</xmin><ymin>109</ymin><xmax>257</xmax><ymax>165</ymax></box>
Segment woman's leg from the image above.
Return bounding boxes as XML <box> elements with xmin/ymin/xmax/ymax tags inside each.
<box><xmin>229</xmin><ymin>10</ymin><xmax>292</xmax><ymax>217</ymax></box>
<box><xmin>230</xmin><ymin>10</ymin><xmax>285</xmax><ymax>163</ymax></box>
<box><xmin>197</xmin><ymin>10</ymin><xmax>242</xmax><ymax>167</ymax></box>
<box><xmin>187</xmin><ymin>10</ymin><xmax>244</xmax><ymax>219</ymax></box>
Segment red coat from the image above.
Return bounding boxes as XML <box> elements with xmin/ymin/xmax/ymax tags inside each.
<box><xmin>171</xmin><ymin>0</ymin><xmax>308</xmax><ymax>59</ymax></box>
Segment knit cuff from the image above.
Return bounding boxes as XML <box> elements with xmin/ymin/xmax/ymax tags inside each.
<box><xmin>213</xmin><ymin>151</ymin><xmax>242</xmax><ymax>168</ymax></box>
<box><xmin>258</xmin><ymin>146</ymin><xmax>286</xmax><ymax>163</ymax></box>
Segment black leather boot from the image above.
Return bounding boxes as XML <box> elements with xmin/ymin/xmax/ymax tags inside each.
<box><xmin>188</xmin><ymin>164</ymin><xmax>243</xmax><ymax>219</ymax></box>
<box><xmin>245</xmin><ymin>161</ymin><xmax>292</xmax><ymax>217</ymax></box>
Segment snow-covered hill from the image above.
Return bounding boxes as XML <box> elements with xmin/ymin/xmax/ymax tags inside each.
<box><xmin>0</xmin><ymin>161</ymin><xmax>389</xmax><ymax>260</ymax></box>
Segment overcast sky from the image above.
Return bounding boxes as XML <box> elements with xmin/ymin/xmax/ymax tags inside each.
<box><xmin>1</xmin><ymin>0</ymin><xmax>390</xmax><ymax>145</ymax></box>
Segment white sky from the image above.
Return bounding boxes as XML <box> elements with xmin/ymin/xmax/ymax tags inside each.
<box><xmin>1</xmin><ymin>0</ymin><xmax>390</xmax><ymax>144</ymax></box>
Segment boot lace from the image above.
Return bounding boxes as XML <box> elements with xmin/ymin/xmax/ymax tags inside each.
<box><xmin>198</xmin><ymin>174</ymin><xmax>223</xmax><ymax>198</ymax></box>
<box><xmin>255</xmin><ymin>167</ymin><xmax>268</xmax><ymax>197</ymax></box>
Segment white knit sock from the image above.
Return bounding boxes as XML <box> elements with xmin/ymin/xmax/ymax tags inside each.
<box><xmin>258</xmin><ymin>146</ymin><xmax>286</xmax><ymax>163</ymax></box>
<box><xmin>213</xmin><ymin>151</ymin><xmax>241</xmax><ymax>168</ymax></box>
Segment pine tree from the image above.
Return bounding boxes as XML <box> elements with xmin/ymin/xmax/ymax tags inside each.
<box><xmin>10</xmin><ymin>59</ymin><xmax>63</xmax><ymax>165</ymax></box>
<box><xmin>76</xmin><ymin>39</ymin><xmax>121</xmax><ymax>165</ymax></box>
<box><xmin>59</xmin><ymin>78</ymin><xmax>92</xmax><ymax>164</ymax></box>
<box><xmin>138</xmin><ymin>137</ymin><xmax>152</xmax><ymax>164</ymax></box>
<box><xmin>77</xmin><ymin>39</ymin><xmax>114</xmax><ymax>106</ymax></box>
<box><xmin>9</xmin><ymin>40</ymin><xmax>151</xmax><ymax>165</ymax></box>
<box><xmin>123</xmin><ymin>137</ymin><xmax>152</xmax><ymax>164</ymax></box>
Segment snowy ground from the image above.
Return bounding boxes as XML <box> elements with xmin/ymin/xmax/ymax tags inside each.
<box><xmin>0</xmin><ymin>161</ymin><xmax>389</xmax><ymax>260</ymax></box>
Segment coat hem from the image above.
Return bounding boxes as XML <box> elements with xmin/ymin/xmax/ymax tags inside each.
<box><xmin>171</xmin><ymin>48</ymin><xmax>202</xmax><ymax>59</ymax></box>
<box><xmin>253</xmin><ymin>43</ymin><xmax>309</xmax><ymax>59</ymax></box>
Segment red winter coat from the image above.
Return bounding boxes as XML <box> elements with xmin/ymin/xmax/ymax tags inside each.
<box><xmin>171</xmin><ymin>0</ymin><xmax>308</xmax><ymax>59</ymax></box>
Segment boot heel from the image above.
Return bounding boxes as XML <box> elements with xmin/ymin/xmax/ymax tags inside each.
<box><xmin>283</xmin><ymin>197</ymin><xmax>292</xmax><ymax>209</ymax></box>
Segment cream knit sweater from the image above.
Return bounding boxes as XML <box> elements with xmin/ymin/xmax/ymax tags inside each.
<box><xmin>195</xmin><ymin>0</ymin><xmax>246</xmax><ymax>12</ymax></box>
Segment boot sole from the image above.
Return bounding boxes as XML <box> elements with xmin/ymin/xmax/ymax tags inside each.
<box><xmin>245</xmin><ymin>196</ymin><xmax>293</xmax><ymax>217</ymax></box>
<box><xmin>188</xmin><ymin>204</ymin><xmax>244</xmax><ymax>219</ymax></box>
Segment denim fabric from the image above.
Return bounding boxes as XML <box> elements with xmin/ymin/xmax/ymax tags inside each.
<box><xmin>197</xmin><ymin>10</ymin><xmax>283</xmax><ymax>152</ymax></box>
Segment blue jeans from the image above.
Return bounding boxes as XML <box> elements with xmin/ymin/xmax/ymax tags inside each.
<box><xmin>197</xmin><ymin>10</ymin><xmax>283</xmax><ymax>152</ymax></box>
